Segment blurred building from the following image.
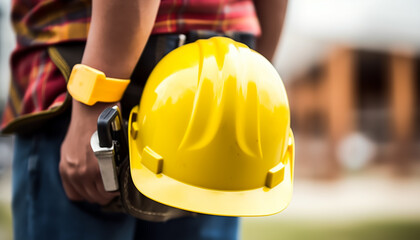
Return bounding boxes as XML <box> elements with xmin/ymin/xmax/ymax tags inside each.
<box><xmin>272</xmin><ymin>0</ymin><xmax>420</xmax><ymax>178</ymax></box>
<box><xmin>287</xmin><ymin>47</ymin><xmax>419</xmax><ymax>178</ymax></box>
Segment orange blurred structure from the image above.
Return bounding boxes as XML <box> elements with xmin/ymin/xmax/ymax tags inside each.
<box><xmin>287</xmin><ymin>46</ymin><xmax>419</xmax><ymax>178</ymax></box>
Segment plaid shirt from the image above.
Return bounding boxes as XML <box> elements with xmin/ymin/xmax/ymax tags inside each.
<box><xmin>1</xmin><ymin>0</ymin><xmax>260</xmax><ymax>133</ymax></box>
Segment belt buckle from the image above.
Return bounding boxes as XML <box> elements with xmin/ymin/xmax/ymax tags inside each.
<box><xmin>178</xmin><ymin>34</ymin><xmax>186</xmax><ymax>47</ymax></box>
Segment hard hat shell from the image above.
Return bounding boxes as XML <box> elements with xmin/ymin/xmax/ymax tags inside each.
<box><xmin>128</xmin><ymin>37</ymin><xmax>294</xmax><ymax>217</ymax></box>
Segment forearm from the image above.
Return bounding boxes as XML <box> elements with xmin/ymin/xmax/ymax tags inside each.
<box><xmin>254</xmin><ymin>0</ymin><xmax>288</xmax><ymax>62</ymax></box>
<box><xmin>82</xmin><ymin>0</ymin><xmax>160</xmax><ymax>79</ymax></box>
<box><xmin>61</xmin><ymin>0</ymin><xmax>160</xmax><ymax>205</ymax></box>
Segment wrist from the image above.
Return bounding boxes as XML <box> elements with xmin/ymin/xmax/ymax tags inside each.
<box><xmin>71</xmin><ymin>99</ymin><xmax>117</xmax><ymax>118</ymax></box>
<box><xmin>70</xmin><ymin>100</ymin><xmax>117</xmax><ymax>132</ymax></box>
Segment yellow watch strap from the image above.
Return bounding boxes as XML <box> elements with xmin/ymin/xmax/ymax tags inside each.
<box><xmin>67</xmin><ymin>64</ymin><xmax>130</xmax><ymax>106</ymax></box>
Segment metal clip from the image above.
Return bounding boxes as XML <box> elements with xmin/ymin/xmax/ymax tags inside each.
<box><xmin>91</xmin><ymin>105</ymin><xmax>128</xmax><ymax>192</ymax></box>
<box><xmin>91</xmin><ymin>131</ymin><xmax>119</xmax><ymax>191</ymax></box>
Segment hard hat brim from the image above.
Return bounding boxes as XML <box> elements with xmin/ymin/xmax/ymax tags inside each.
<box><xmin>129</xmin><ymin>155</ymin><xmax>294</xmax><ymax>217</ymax></box>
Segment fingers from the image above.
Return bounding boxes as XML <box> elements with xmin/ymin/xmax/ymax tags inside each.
<box><xmin>83</xmin><ymin>180</ymin><xmax>109</xmax><ymax>205</ymax></box>
<box><xmin>59</xmin><ymin>103</ymin><xmax>120</xmax><ymax>206</ymax></box>
<box><xmin>80</xmin><ymin>169</ymin><xmax>118</xmax><ymax>205</ymax></box>
<box><xmin>60</xmin><ymin>173</ymin><xmax>84</xmax><ymax>201</ymax></box>
<box><xmin>85</xmin><ymin>153</ymin><xmax>119</xmax><ymax>205</ymax></box>
<box><xmin>60</xmin><ymin>146</ymin><xmax>118</xmax><ymax>205</ymax></box>
<box><xmin>60</xmin><ymin>164</ymin><xmax>117</xmax><ymax>205</ymax></box>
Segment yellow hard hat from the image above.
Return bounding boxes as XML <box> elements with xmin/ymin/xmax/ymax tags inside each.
<box><xmin>128</xmin><ymin>37</ymin><xmax>294</xmax><ymax>217</ymax></box>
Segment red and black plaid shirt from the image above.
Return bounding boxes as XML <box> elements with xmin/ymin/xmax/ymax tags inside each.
<box><xmin>1</xmin><ymin>0</ymin><xmax>260</xmax><ymax>133</ymax></box>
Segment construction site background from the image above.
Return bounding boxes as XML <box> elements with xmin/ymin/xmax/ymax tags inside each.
<box><xmin>1</xmin><ymin>0</ymin><xmax>419</xmax><ymax>239</ymax></box>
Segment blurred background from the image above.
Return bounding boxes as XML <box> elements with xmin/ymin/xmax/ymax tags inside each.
<box><xmin>0</xmin><ymin>0</ymin><xmax>419</xmax><ymax>239</ymax></box>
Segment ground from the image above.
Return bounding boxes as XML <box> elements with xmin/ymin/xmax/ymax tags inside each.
<box><xmin>242</xmin><ymin>174</ymin><xmax>420</xmax><ymax>240</ymax></box>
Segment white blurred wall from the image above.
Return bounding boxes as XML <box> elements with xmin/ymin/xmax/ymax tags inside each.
<box><xmin>275</xmin><ymin>0</ymin><xmax>420</xmax><ymax>81</ymax></box>
<box><xmin>0</xmin><ymin>0</ymin><xmax>14</xmax><ymax>113</ymax></box>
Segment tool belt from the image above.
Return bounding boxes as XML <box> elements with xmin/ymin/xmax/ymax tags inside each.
<box><xmin>54</xmin><ymin>31</ymin><xmax>256</xmax><ymax>222</ymax></box>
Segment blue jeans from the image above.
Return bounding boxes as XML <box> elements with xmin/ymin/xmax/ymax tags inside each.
<box><xmin>12</xmin><ymin>115</ymin><xmax>239</xmax><ymax>240</ymax></box>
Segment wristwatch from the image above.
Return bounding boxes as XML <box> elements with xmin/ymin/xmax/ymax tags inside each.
<box><xmin>67</xmin><ymin>64</ymin><xmax>130</xmax><ymax>106</ymax></box>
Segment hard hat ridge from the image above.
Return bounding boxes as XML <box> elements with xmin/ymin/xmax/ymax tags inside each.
<box><xmin>180</xmin><ymin>37</ymin><xmax>263</xmax><ymax>159</ymax></box>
